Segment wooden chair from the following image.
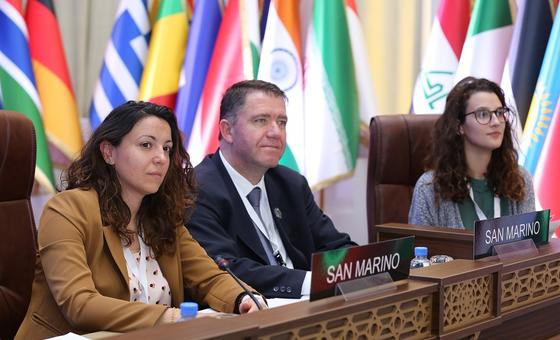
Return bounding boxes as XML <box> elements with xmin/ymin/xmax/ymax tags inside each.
<box><xmin>366</xmin><ymin>114</ymin><xmax>439</xmax><ymax>243</ymax></box>
<box><xmin>0</xmin><ymin>110</ymin><xmax>38</xmax><ymax>339</ymax></box>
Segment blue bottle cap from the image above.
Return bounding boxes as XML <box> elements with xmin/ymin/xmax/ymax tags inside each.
<box><xmin>180</xmin><ymin>302</ymin><xmax>198</xmax><ymax>318</ymax></box>
<box><xmin>414</xmin><ymin>246</ymin><xmax>428</xmax><ymax>257</ymax></box>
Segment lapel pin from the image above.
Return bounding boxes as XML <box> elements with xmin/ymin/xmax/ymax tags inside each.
<box><xmin>274</xmin><ymin>208</ymin><xmax>282</xmax><ymax>219</ymax></box>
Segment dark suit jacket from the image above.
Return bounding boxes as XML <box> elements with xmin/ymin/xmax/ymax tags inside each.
<box><xmin>187</xmin><ymin>153</ymin><xmax>356</xmax><ymax>298</ymax></box>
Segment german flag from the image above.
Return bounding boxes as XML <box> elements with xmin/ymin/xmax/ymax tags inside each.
<box><xmin>26</xmin><ymin>0</ymin><xmax>83</xmax><ymax>166</ymax></box>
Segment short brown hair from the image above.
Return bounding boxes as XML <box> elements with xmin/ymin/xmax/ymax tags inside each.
<box><xmin>219</xmin><ymin>80</ymin><xmax>287</xmax><ymax>139</ymax></box>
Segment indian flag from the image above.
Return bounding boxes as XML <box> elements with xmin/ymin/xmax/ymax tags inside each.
<box><xmin>303</xmin><ymin>0</ymin><xmax>359</xmax><ymax>190</ymax></box>
<box><xmin>258</xmin><ymin>0</ymin><xmax>303</xmax><ymax>172</ymax></box>
<box><xmin>0</xmin><ymin>0</ymin><xmax>55</xmax><ymax>191</ymax></box>
<box><xmin>455</xmin><ymin>0</ymin><xmax>513</xmax><ymax>84</ymax></box>
<box><xmin>139</xmin><ymin>0</ymin><xmax>188</xmax><ymax>108</ymax></box>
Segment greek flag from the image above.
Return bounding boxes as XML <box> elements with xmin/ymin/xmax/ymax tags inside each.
<box><xmin>89</xmin><ymin>0</ymin><xmax>150</xmax><ymax>129</ymax></box>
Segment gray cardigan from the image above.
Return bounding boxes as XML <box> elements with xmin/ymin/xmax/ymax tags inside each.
<box><xmin>408</xmin><ymin>169</ymin><xmax>535</xmax><ymax>229</ymax></box>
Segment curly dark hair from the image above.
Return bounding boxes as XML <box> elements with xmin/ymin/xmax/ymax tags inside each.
<box><xmin>64</xmin><ymin>101</ymin><xmax>196</xmax><ymax>257</ymax></box>
<box><xmin>428</xmin><ymin>77</ymin><xmax>526</xmax><ymax>204</ymax></box>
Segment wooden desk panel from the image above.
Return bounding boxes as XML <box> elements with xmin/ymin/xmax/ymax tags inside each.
<box><xmin>410</xmin><ymin>260</ymin><xmax>502</xmax><ymax>338</ymax></box>
<box><xmin>112</xmin><ymin>241</ymin><xmax>560</xmax><ymax>340</ymax></box>
<box><xmin>252</xmin><ymin>280</ymin><xmax>438</xmax><ymax>339</ymax></box>
<box><xmin>374</xmin><ymin>223</ymin><xmax>474</xmax><ymax>260</ymax></box>
<box><xmin>112</xmin><ymin>315</ymin><xmax>257</xmax><ymax>340</ymax></box>
<box><xmin>112</xmin><ymin>280</ymin><xmax>438</xmax><ymax>340</ymax></box>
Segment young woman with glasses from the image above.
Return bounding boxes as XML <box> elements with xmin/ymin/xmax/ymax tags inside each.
<box><xmin>409</xmin><ymin>77</ymin><xmax>535</xmax><ymax>229</ymax></box>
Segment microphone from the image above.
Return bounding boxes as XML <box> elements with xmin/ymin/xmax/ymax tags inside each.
<box><xmin>215</xmin><ymin>255</ymin><xmax>263</xmax><ymax>311</ymax></box>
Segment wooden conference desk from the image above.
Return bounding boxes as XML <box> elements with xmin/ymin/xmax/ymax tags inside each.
<box><xmin>115</xmin><ymin>240</ymin><xmax>560</xmax><ymax>339</ymax></box>
<box><xmin>373</xmin><ymin>223</ymin><xmax>475</xmax><ymax>260</ymax></box>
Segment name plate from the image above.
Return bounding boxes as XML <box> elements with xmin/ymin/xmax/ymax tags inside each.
<box><xmin>310</xmin><ymin>236</ymin><xmax>414</xmax><ymax>301</ymax></box>
<box><xmin>474</xmin><ymin>210</ymin><xmax>550</xmax><ymax>259</ymax></box>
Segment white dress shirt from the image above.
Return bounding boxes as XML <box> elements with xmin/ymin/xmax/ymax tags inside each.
<box><xmin>219</xmin><ymin>151</ymin><xmax>294</xmax><ymax>269</ymax></box>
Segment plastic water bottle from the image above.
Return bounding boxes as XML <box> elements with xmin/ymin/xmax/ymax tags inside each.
<box><xmin>179</xmin><ymin>302</ymin><xmax>198</xmax><ymax>321</ymax></box>
<box><xmin>410</xmin><ymin>247</ymin><xmax>431</xmax><ymax>268</ymax></box>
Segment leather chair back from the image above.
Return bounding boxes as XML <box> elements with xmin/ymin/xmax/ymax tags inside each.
<box><xmin>0</xmin><ymin>110</ymin><xmax>38</xmax><ymax>339</ymax></box>
<box><xmin>366</xmin><ymin>114</ymin><xmax>439</xmax><ymax>242</ymax></box>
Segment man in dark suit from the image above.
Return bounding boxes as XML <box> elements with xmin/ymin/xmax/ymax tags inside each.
<box><xmin>187</xmin><ymin>80</ymin><xmax>356</xmax><ymax>298</ymax></box>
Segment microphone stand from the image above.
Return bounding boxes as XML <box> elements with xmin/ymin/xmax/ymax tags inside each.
<box><xmin>215</xmin><ymin>256</ymin><xmax>263</xmax><ymax>311</ymax></box>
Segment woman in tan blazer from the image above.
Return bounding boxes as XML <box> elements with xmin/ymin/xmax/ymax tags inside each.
<box><xmin>16</xmin><ymin>101</ymin><xmax>263</xmax><ymax>339</ymax></box>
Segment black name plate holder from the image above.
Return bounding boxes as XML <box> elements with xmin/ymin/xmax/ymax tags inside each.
<box><xmin>493</xmin><ymin>238</ymin><xmax>538</xmax><ymax>261</ymax></box>
<box><xmin>334</xmin><ymin>272</ymin><xmax>397</xmax><ymax>301</ymax></box>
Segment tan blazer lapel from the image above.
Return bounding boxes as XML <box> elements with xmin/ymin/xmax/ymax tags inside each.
<box><xmin>158</xmin><ymin>252</ymin><xmax>182</xmax><ymax>307</ymax></box>
<box><xmin>102</xmin><ymin>226</ymin><xmax>129</xmax><ymax>288</ymax></box>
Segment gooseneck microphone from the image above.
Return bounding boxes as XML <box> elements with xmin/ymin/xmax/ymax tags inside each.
<box><xmin>215</xmin><ymin>255</ymin><xmax>263</xmax><ymax>311</ymax></box>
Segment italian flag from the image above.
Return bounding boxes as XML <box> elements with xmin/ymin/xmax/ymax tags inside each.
<box><xmin>303</xmin><ymin>0</ymin><xmax>359</xmax><ymax>190</ymax></box>
<box><xmin>258</xmin><ymin>0</ymin><xmax>304</xmax><ymax>172</ymax></box>
<box><xmin>139</xmin><ymin>0</ymin><xmax>188</xmax><ymax>108</ymax></box>
<box><xmin>455</xmin><ymin>0</ymin><xmax>513</xmax><ymax>84</ymax></box>
<box><xmin>412</xmin><ymin>0</ymin><xmax>470</xmax><ymax>113</ymax></box>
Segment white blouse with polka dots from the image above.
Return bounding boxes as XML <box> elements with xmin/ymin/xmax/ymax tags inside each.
<box><xmin>123</xmin><ymin>237</ymin><xmax>172</xmax><ymax>306</ymax></box>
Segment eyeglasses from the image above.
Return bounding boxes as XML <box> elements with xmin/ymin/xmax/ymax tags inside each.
<box><xmin>463</xmin><ymin>107</ymin><xmax>511</xmax><ymax>125</ymax></box>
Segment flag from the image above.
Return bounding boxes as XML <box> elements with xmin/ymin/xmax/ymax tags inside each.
<box><xmin>258</xmin><ymin>0</ymin><xmax>304</xmax><ymax>172</ymax></box>
<box><xmin>26</xmin><ymin>0</ymin><xmax>83</xmax><ymax>165</ymax></box>
<box><xmin>536</xmin><ymin>99</ymin><xmax>560</xmax><ymax>235</ymax></box>
<box><xmin>501</xmin><ymin>0</ymin><xmax>554</xmax><ymax>139</ymax></box>
<box><xmin>412</xmin><ymin>0</ymin><xmax>470</xmax><ymax>113</ymax></box>
<box><xmin>175</xmin><ymin>0</ymin><xmax>222</xmax><ymax>147</ymax></box>
<box><xmin>455</xmin><ymin>0</ymin><xmax>513</xmax><ymax>84</ymax></box>
<box><xmin>520</xmin><ymin>8</ymin><xmax>560</xmax><ymax>175</ymax></box>
<box><xmin>0</xmin><ymin>0</ymin><xmax>54</xmax><ymax>191</ymax></box>
<box><xmin>188</xmin><ymin>0</ymin><xmax>260</xmax><ymax>165</ymax></box>
<box><xmin>345</xmin><ymin>0</ymin><xmax>378</xmax><ymax>134</ymax></box>
<box><xmin>303</xmin><ymin>0</ymin><xmax>359</xmax><ymax>190</ymax></box>
<box><xmin>139</xmin><ymin>0</ymin><xmax>188</xmax><ymax>108</ymax></box>
<box><xmin>89</xmin><ymin>0</ymin><xmax>151</xmax><ymax>129</ymax></box>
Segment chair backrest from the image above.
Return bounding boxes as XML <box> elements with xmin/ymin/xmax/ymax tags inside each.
<box><xmin>0</xmin><ymin>110</ymin><xmax>38</xmax><ymax>340</ymax></box>
<box><xmin>366</xmin><ymin>114</ymin><xmax>439</xmax><ymax>242</ymax></box>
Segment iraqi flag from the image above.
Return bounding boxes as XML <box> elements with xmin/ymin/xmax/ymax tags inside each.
<box><xmin>412</xmin><ymin>0</ymin><xmax>470</xmax><ymax>113</ymax></box>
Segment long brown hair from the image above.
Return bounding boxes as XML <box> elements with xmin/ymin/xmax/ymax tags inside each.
<box><xmin>64</xmin><ymin>101</ymin><xmax>196</xmax><ymax>256</ymax></box>
<box><xmin>428</xmin><ymin>77</ymin><xmax>526</xmax><ymax>204</ymax></box>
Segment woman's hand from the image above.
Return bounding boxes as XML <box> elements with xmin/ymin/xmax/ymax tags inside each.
<box><xmin>158</xmin><ymin>307</ymin><xmax>181</xmax><ymax>324</ymax></box>
<box><xmin>238</xmin><ymin>294</ymin><xmax>267</xmax><ymax>314</ymax></box>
